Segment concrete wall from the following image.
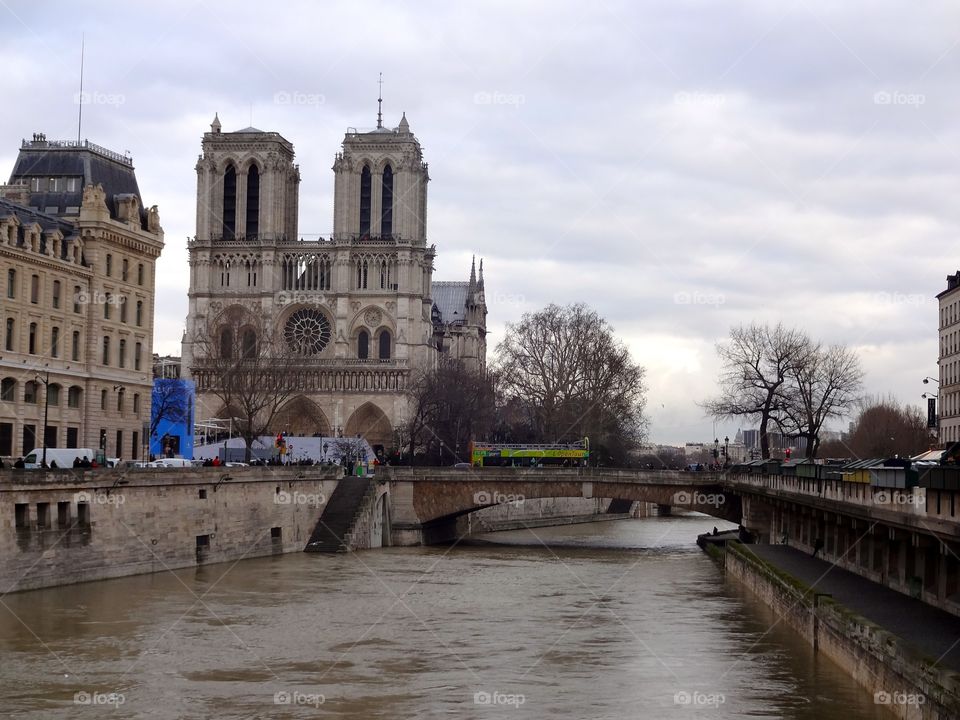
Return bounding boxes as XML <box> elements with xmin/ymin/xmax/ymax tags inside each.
<box><xmin>459</xmin><ymin>497</ymin><xmax>639</xmax><ymax>534</ymax></box>
<box><xmin>722</xmin><ymin>543</ymin><xmax>960</xmax><ymax>720</ymax></box>
<box><xmin>0</xmin><ymin>466</ymin><xmax>341</xmax><ymax>593</ymax></box>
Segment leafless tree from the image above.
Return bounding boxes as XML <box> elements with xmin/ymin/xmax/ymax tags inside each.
<box><xmin>190</xmin><ymin>310</ymin><xmax>301</xmax><ymax>462</ymax></box>
<box><xmin>150</xmin><ymin>378</ymin><xmax>192</xmax><ymax>437</ymax></box>
<box><xmin>776</xmin><ymin>343</ymin><xmax>863</xmax><ymax>458</ymax></box>
<box><xmin>703</xmin><ymin>323</ymin><xmax>811</xmax><ymax>459</ymax></box>
<box><xmin>404</xmin><ymin>359</ymin><xmax>496</xmax><ymax>465</ymax></box>
<box><xmin>495</xmin><ymin>303</ymin><xmax>647</xmax><ymax>463</ymax></box>
<box><xmin>842</xmin><ymin>396</ymin><xmax>932</xmax><ymax>459</ymax></box>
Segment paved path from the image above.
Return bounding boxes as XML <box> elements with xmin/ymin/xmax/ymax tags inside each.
<box><xmin>747</xmin><ymin>544</ymin><xmax>960</xmax><ymax>673</ymax></box>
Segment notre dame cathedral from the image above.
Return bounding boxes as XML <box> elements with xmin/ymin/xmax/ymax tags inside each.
<box><xmin>181</xmin><ymin>108</ymin><xmax>487</xmax><ymax>448</ymax></box>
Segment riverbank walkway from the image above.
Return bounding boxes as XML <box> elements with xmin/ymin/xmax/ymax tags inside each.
<box><xmin>747</xmin><ymin>545</ymin><xmax>960</xmax><ymax>673</ymax></box>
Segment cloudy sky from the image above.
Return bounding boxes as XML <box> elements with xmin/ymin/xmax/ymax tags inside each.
<box><xmin>2</xmin><ymin>1</ymin><xmax>957</xmax><ymax>444</ymax></box>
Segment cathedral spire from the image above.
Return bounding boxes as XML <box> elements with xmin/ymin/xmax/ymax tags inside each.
<box><xmin>376</xmin><ymin>72</ymin><xmax>383</xmax><ymax>129</ymax></box>
<box><xmin>468</xmin><ymin>255</ymin><xmax>477</xmax><ymax>295</ymax></box>
<box><xmin>478</xmin><ymin>258</ymin><xmax>484</xmax><ymax>289</ymax></box>
<box><xmin>211</xmin><ymin>112</ymin><xmax>221</xmax><ymax>134</ymax></box>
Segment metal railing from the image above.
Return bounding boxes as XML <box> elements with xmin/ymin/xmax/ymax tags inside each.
<box><xmin>21</xmin><ymin>138</ymin><xmax>132</xmax><ymax>166</ymax></box>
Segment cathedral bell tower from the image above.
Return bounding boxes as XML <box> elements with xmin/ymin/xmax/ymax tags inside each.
<box><xmin>331</xmin><ymin>111</ymin><xmax>429</xmax><ymax>243</ymax></box>
<box><xmin>194</xmin><ymin>114</ymin><xmax>300</xmax><ymax>242</ymax></box>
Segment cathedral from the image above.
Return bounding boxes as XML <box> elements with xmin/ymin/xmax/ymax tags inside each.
<box><xmin>181</xmin><ymin>107</ymin><xmax>487</xmax><ymax>449</ymax></box>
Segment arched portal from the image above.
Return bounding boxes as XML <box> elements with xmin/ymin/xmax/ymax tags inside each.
<box><xmin>344</xmin><ymin>402</ymin><xmax>392</xmax><ymax>448</ymax></box>
<box><xmin>274</xmin><ymin>396</ymin><xmax>331</xmax><ymax>436</ymax></box>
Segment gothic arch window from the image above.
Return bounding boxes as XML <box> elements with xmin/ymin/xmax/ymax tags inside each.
<box><xmin>223</xmin><ymin>164</ymin><xmax>237</xmax><ymax>239</ymax></box>
<box><xmin>359</xmin><ymin>165</ymin><xmax>372</xmax><ymax>236</ymax></box>
<box><xmin>356</xmin><ymin>258</ymin><xmax>369</xmax><ymax>290</ymax></box>
<box><xmin>378</xmin><ymin>330</ymin><xmax>391</xmax><ymax>360</ymax></box>
<box><xmin>381</xmin><ymin>164</ymin><xmax>394</xmax><ymax>238</ymax></box>
<box><xmin>241</xmin><ymin>329</ymin><xmax>257</xmax><ymax>359</ymax></box>
<box><xmin>246</xmin><ymin>165</ymin><xmax>260</xmax><ymax>238</ymax></box>
<box><xmin>220</xmin><ymin>327</ymin><xmax>233</xmax><ymax>359</ymax></box>
<box><xmin>358</xmin><ymin>330</ymin><xmax>369</xmax><ymax>359</ymax></box>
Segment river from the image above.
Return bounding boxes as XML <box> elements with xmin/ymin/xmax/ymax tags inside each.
<box><xmin>0</xmin><ymin>514</ymin><xmax>888</xmax><ymax>718</ymax></box>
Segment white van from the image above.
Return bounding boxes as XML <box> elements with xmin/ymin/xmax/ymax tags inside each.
<box><xmin>22</xmin><ymin>448</ymin><xmax>95</xmax><ymax>469</ymax></box>
<box><xmin>149</xmin><ymin>457</ymin><xmax>196</xmax><ymax>468</ymax></box>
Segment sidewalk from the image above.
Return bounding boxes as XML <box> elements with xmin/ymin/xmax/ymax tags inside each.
<box><xmin>747</xmin><ymin>544</ymin><xmax>960</xmax><ymax>673</ymax></box>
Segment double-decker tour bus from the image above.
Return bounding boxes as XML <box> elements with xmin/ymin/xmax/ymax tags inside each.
<box><xmin>469</xmin><ymin>438</ymin><xmax>590</xmax><ymax>467</ymax></box>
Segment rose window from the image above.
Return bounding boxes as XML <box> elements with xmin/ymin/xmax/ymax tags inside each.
<box><xmin>284</xmin><ymin>308</ymin><xmax>331</xmax><ymax>355</ymax></box>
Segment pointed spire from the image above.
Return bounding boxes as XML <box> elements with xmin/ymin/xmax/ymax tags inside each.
<box><xmin>478</xmin><ymin>258</ymin><xmax>484</xmax><ymax>288</ymax></box>
<box><xmin>398</xmin><ymin>111</ymin><xmax>410</xmax><ymax>133</ymax></box>
<box><xmin>469</xmin><ymin>254</ymin><xmax>476</xmax><ymax>283</ymax></box>
<box><xmin>211</xmin><ymin>112</ymin><xmax>221</xmax><ymax>134</ymax></box>
<box><xmin>376</xmin><ymin>73</ymin><xmax>383</xmax><ymax>129</ymax></box>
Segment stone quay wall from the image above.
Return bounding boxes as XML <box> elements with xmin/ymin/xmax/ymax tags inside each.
<box><xmin>720</xmin><ymin>542</ymin><xmax>960</xmax><ymax>720</ymax></box>
<box><xmin>0</xmin><ymin>466</ymin><xmax>342</xmax><ymax>593</ymax></box>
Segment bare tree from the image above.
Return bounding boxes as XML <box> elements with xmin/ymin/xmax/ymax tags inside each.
<box><xmin>703</xmin><ymin>323</ymin><xmax>810</xmax><ymax>459</ymax></box>
<box><xmin>191</xmin><ymin>310</ymin><xmax>302</xmax><ymax>462</ymax></box>
<box><xmin>495</xmin><ymin>303</ymin><xmax>647</xmax><ymax>463</ymax></box>
<box><xmin>776</xmin><ymin>343</ymin><xmax>863</xmax><ymax>458</ymax></box>
<box><xmin>405</xmin><ymin>359</ymin><xmax>496</xmax><ymax>465</ymax></box>
<box><xmin>150</xmin><ymin>378</ymin><xmax>191</xmax><ymax>437</ymax></box>
<box><xmin>844</xmin><ymin>396</ymin><xmax>931</xmax><ymax>459</ymax></box>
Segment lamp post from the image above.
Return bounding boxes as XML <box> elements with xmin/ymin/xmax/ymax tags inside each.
<box><xmin>724</xmin><ymin>435</ymin><xmax>729</xmax><ymax>466</ymax></box>
<box><xmin>713</xmin><ymin>437</ymin><xmax>719</xmax><ymax>467</ymax></box>
<box><xmin>36</xmin><ymin>371</ymin><xmax>50</xmax><ymax>467</ymax></box>
<box><xmin>923</xmin><ymin>377</ymin><xmax>940</xmax><ymax>385</ymax></box>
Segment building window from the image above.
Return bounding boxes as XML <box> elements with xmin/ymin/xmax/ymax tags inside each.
<box><xmin>120</xmin><ymin>297</ymin><xmax>128</xmax><ymax>323</ymax></box>
<box><xmin>223</xmin><ymin>164</ymin><xmax>237</xmax><ymax>239</ymax></box>
<box><xmin>132</xmin><ymin>431</ymin><xmax>139</xmax><ymax>460</ymax></box>
<box><xmin>72</xmin><ymin>331</ymin><xmax>80</xmax><ymax>361</ymax></box>
<box><xmin>246</xmin><ymin>165</ymin><xmax>260</xmax><ymax>237</ymax></box>
<box><xmin>47</xmin><ymin>384</ymin><xmax>60</xmax><ymax>406</ymax></box>
<box><xmin>50</xmin><ymin>326</ymin><xmax>60</xmax><ymax>358</ymax></box>
<box><xmin>133</xmin><ymin>393</ymin><xmax>140</xmax><ymax>415</ymax></box>
<box><xmin>122</xmin><ymin>258</ymin><xmax>128</xmax><ymax>282</ymax></box>
<box><xmin>5</xmin><ymin>318</ymin><xmax>13</xmax><ymax>351</ymax></box>
<box><xmin>66</xmin><ymin>426</ymin><xmax>79</xmax><ymax>448</ymax></box>
<box><xmin>118</xmin><ymin>339</ymin><xmax>126</xmax><ymax>368</ymax></box>
<box><xmin>220</xmin><ymin>327</ymin><xmax>233</xmax><ymax>359</ymax></box>
<box><xmin>115</xmin><ymin>429</ymin><xmax>123</xmax><ymax>456</ymax></box>
<box><xmin>100</xmin><ymin>389</ymin><xmax>107</xmax><ymax>411</ymax></box>
<box><xmin>106</xmin><ymin>254</ymin><xmax>112</xmax><ymax>277</ymax></box>
<box><xmin>28</xmin><ymin>323</ymin><xmax>37</xmax><ymax>354</ymax></box>
<box><xmin>134</xmin><ymin>342</ymin><xmax>142</xmax><ymax>370</ymax></box>
<box><xmin>137</xmin><ymin>263</ymin><xmax>144</xmax><ymax>285</ymax></box>
<box><xmin>73</xmin><ymin>285</ymin><xmax>82</xmax><ymax>313</ymax></box>
<box><xmin>104</xmin><ymin>294</ymin><xmax>111</xmax><ymax>319</ymax></box>
<box><xmin>6</xmin><ymin>269</ymin><xmax>14</xmax><ymax>299</ymax></box>
<box><xmin>52</xmin><ymin>280</ymin><xmax>61</xmax><ymax>309</ymax></box>
<box><xmin>117</xmin><ymin>390</ymin><xmax>124</xmax><ymax>413</ymax></box>
<box><xmin>356</xmin><ymin>259</ymin><xmax>368</xmax><ymax>290</ymax></box>
<box><xmin>30</xmin><ymin>274</ymin><xmax>39</xmax><ymax>304</ymax></box>
<box><xmin>0</xmin><ymin>377</ymin><xmax>15</xmax><ymax>401</ymax></box>
<box><xmin>24</xmin><ymin>380</ymin><xmax>37</xmax><ymax>404</ymax></box>
<box><xmin>136</xmin><ymin>300</ymin><xmax>143</xmax><ymax>326</ymax></box>
<box><xmin>0</xmin><ymin>422</ymin><xmax>11</xmax><ymax>456</ymax></box>
<box><xmin>378</xmin><ymin>330</ymin><xmax>391</xmax><ymax>360</ymax></box>
<box><xmin>242</xmin><ymin>329</ymin><xmax>257</xmax><ymax>359</ymax></box>
<box><xmin>381</xmin><ymin>164</ymin><xmax>394</xmax><ymax>237</ymax></box>
<box><xmin>102</xmin><ymin>336</ymin><xmax>110</xmax><ymax>365</ymax></box>
<box><xmin>358</xmin><ymin>330</ymin><xmax>369</xmax><ymax>359</ymax></box>
<box><xmin>68</xmin><ymin>385</ymin><xmax>82</xmax><ymax>408</ymax></box>
<box><xmin>359</xmin><ymin>165</ymin><xmax>372</xmax><ymax>235</ymax></box>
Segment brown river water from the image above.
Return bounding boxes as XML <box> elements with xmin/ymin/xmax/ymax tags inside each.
<box><xmin>0</xmin><ymin>515</ymin><xmax>889</xmax><ymax>718</ymax></box>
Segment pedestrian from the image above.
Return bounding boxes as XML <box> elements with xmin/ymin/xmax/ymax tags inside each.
<box><xmin>812</xmin><ymin>537</ymin><xmax>824</xmax><ymax>558</ymax></box>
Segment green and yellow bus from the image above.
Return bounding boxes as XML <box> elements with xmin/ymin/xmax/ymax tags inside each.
<box><xmin>469</xmin><ymin>438</ymin><xmax>590</xmax><ymax>467</ymax></box>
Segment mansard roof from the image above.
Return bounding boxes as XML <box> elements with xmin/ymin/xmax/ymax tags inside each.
<box><xmin>432</xmin><ymin>281</ymin><xmax>470</xmax><ymax>325</ymax></box>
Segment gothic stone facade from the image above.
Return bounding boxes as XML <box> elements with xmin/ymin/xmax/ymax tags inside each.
<box><xmin>0</xmin><ymin>137</ymin><xmax>164</xmax><ymax>460</ymax></box>
<box><xmin>182</xmin><ymin>114</ymin><xmax>486</xmax><ymax>448</ymax></box>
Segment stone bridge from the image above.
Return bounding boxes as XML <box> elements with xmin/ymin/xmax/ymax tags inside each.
<box><xmin>380</xmin><ymin>467</ymin><xmax>742</xmax><ymax>545</ymax></box>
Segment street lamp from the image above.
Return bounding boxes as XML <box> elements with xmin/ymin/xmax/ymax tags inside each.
<box><xmin>923</xmin><ymin>392</ymin><xmax>939</xmax><ymax>400</ymax></box>
<box><xmin>36</xmin><ymin>370</ymin><xmax>50</xmax><ymax>467</ymax></box>
<box><xmin>724</xmin><ymin>435</ymin><xmax>729</xmax><ymax>465</ymax></box>
<box><xmin>923</xmin><ymin>377</ymin><xmax>940</xmax><ymax>385</ymax></box>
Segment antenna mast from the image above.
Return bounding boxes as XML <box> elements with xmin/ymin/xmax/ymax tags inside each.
<box><xmin>77</xmin><ymin>34</ymin><xmax>85</xmax><ymax>143</ymax></box>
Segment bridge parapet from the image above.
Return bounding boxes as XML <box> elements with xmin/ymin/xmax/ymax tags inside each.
<box><xmin>380</xmin><ymin>467</ymin><xmax>725</xmax><ymax>486</ymax></box>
